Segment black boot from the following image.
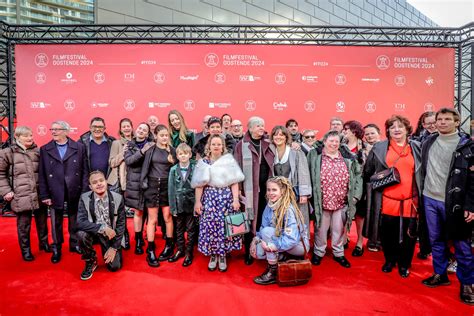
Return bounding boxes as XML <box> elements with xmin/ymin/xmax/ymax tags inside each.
<box><xmin>254</xmin><ymin>264</ymin><xmax>278</xmax><ymax>285</ymax></box>
<box><xmin>183</xmin><ymin>250</ymin><xmax>194</xmax><ymax>267</ymax></box>
<box><xmin>51</xmin><ymin>246</ymin><xmax>61</xmax><ymax>264</ymax></box>
<box><xmin>158</xmin><ymin>237</ymin><xmax>175</xmax><ymax>261</ymax></box>
<box><xmin>39</xmin><ymin>242</ymin><xmax>52</xmax><ymax>253</ymax></box>
<box><xmin>146</xmin><ymin>241</ymin><xmax>160</xmax><ymax>267</ymax></box>
<box><xmin>134</xmin><ymin>232</ymin><xmax>144</xmax><ymax>255</ymax></box>
<box><xmin>123</xmin><ymin>229</ymin><xmax>130</xmax><ymax>250</ymax></box>
<box><xmin>21</xmin><ymin>248</ymin><xmax>35</xmax><ymax>262</ymax></box>
<box><xmin>168</xmin><ymin>249</ymin><xmax>185</xmax><ymax>263</ymax></box>
<box><xmin>244</xmin><ymin>232</ymin><xmax>254</xmax><ymax>265</ymax></box>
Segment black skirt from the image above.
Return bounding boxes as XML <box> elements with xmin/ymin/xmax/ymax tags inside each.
<box><xmin>144</xmin><ymin>177</ymin><xmax>169</xmax><ymax>208</ymax></box>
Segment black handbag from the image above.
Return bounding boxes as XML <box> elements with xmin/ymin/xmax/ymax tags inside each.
<box><xmin>370</xmin><ymin>143</ymin><xmax>407</xmax><ymax>191</ymax></box>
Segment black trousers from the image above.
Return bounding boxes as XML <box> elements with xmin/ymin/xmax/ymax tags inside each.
<box><xmin>16</xmin><ymin>206</ymin><xmax>49</xmax><ymax>252</ymax></box>
<box><xmin>417</xmin><ymin>209</ymin><xmax>432</xmax><ymax>255</ymax></box>
<box><xmin>244</xmin><ymin>188</ymin><xmax>268</xmax><ymax>254</ymax></box>
<box><xmin>77</xmin><ymin>230</ymin><xmax>122</xmax><ymax>272</ymax></box>
<box><xmin>50</xmin><ymin>205</ymin><xmax>78</xmax><ymax>250</ymax></box>
<box><xmin>175</xmin><ymin>213</ymin><xmax>196</xmax><ymax>254</ymax></box>
<box><xmin>381</xmin><ymin>215</ymin><xmax>417</xmax><ymax>269</ymax></box>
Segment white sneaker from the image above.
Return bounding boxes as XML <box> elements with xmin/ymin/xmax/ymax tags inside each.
<box><xmin>208</xmin><ymin>255</ymin><xmax>217</xmax><ymax>271</ymax></box>
<box><xmin>218</xmin><ymin>255</ymin><xmax>227</xmax><ymax>272</ymax></box>
<box><xmin>447</xmin><ymin>260</ymin><xmax>457</xmax><ymax>274</ymax></box>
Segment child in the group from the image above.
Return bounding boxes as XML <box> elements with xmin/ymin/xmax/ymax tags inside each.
<box><xmin>168</xmin><ymin>143</ymin><xmax>196</xmax><ymax>266</ymax></box>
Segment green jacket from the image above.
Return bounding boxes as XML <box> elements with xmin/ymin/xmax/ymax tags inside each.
<box><xmin>168</xmin><ymin>160</ymin><xmax>196</xmax><ymax>216</ymax></box>
<box><xmin>171</xmin><ymin>130</ymin><xmax>195</xmax><ymax>149</ymax></box>
<box><xmin>307</xmin><ymin>147</ymin><xmax>363</xmax><ymax>230</ymax></box>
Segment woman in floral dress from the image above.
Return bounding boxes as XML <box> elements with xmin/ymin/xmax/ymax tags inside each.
<box><xmin>192</xmin><ymin>134</ymin><xmax>244</xmax><ymax>272</ymax></box>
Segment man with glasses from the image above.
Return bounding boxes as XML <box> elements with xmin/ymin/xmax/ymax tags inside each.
<box><xmin>195</xmin><ymin>115</ymin><xmax>211</xmax><ymax>143</ymax></box>
<box><xmin>230</xmin><ymin>119</ymin><xmax>244</xmax><ymax>142</ymax></box>
<box><xmin>39</xmin><ymin>121</ymin><xmax>89</xmax><ymax>263</ymax></box>
<box><xmin>78</xmin><ymin>117</ymin><xmax>115</xmax><ymax>178</ymax></box>
<box><xmin>301</xmin><ymin>129</ymin><xmax>317</xmax><ymax>155</ymax></box>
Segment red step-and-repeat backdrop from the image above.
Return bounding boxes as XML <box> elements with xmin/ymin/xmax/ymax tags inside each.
<box><xmin>15</xmin><ymin>44</ymin><xmax>454</xmax><ymax>145</ymax></box>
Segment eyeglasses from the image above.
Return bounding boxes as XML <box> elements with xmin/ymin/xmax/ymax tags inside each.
<box><xmin>231</xmin><ymin>124</ymin><xmax>242</xmax><ymax>128</ymax></box>
<box><xmin>50</xmin><ymin>128</ymin><xmax>66</xmax><ymax>132</ymax></box>
<box><xmin>304</xmin><ymin>135</ymin><xmax>315</xmax><ymax>139</ymax></box>
<box><xmin>91</xmin><ymin>125</ymin><xmax>105</xmax><ymax>130</ymax></box>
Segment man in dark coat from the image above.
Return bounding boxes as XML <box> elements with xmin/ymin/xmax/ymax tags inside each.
<box><xmin>39</xmin><ymin>121</ymin><xmax>89</xmax><ymax>263</ymax></box>
<box><xmin>76</xmin><ymin>170</ymin><xmax>125</xmax><ymax>280</ymax></box>
<box><xmin>420</xmin><ymin>108</ymin><xmax>473</xmax><ymax>305</ymax></box>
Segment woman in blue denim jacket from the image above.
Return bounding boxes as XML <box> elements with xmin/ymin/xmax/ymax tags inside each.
<box><xmin>251</xmin><ymin>176</ymin><xmax>309</xmax><ymax>285</ymax></box>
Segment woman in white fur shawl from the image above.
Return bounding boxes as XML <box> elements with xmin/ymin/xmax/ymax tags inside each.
<box><xmin>191</xmin><ymin>134</ymin><xmax>244</xmax><ymax>272</ymax></box>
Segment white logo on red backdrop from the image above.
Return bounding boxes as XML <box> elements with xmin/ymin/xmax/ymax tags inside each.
<box><xmin>245</xmin><ymin>100</ymin><xmax>256</xmax><ymax>112</ymax></box>
<box><xmin>94</xmin><ymin>72</ymin><xmax>105</xmax><ymax>84</ymax></box>
<box><xmin>304</xmin><ymin>100</ymin><xmax>316</xmax><ymax>112</ymax></box>
<box><xmin>275</xmin><ymin>73</ymin><xmax>286</xmax><ymax>85</ymax></box>
<box><xmin>124</xmin><ymin>73</ymin><xmax>135</xmax><ymax>82</ymax></box>
<box><xmin>184</xmin><ymin>100</ymin><xmax>195</xmax><ymax>111</ymax></box>
<box><xmin>37</xmin><ymin>125</ymin><xmax>47</xmax><ymax>136</ymax></box>
<box><xmin>30</xmin><ymin>101</ymin><xmax>49</xmax><ymax>109</ymax></box>
<box><xmin>124</xmin><ymin>99</ymin><xmax>135</xmax><ymax>112</ymax></box>
<box><xmin>215</xmin><ymin>73</ymin><xmax>226</xmax><ymax>84</ymax></box>
<box><xmin>335</xmin><ymin>74</ymin><xmax>346</xmax><ymax>85</ymax></box>
<box><xmin>273</xmin><ymin>102</ymin><xmax>287</xmax><ymax>111</ymax></box>
<box><xmin>302</xmin><ymin>75</ymin><xmax>318</xmax><ymax>83</ymax></box>
<box><xmin>394</xmin><ymin>75</ymin><xmax>406</xmax><ymax>87</ymax></box>
<box><xmin>240</xmin><ymin>75</ymin><xmax>261</xmax><ymax>82</ymax></box>
<box><xmin>425</xmin><ymin>76</ymin><xmax>434</xmax><ymax>86</ymax></box>
<box><xmin>205</xmin><ymin>53</ymin><xmax>219</xmax><ymax>67</ymax></box>
<box><xmin>365</xmin><ymin>101</ymin><xmax>376</xmax><ymax>113</ymax></box>
<box><xmin>91</xmin><ymin>101</ymin><xmax>109</xmax><ymax>108</ymax></box>
<box><xmin>424</xmin><ymin>103</ymin><xmax>435</xmax><ymax>112</ymax></box>
<box><xmin>154</xmin><ymin>72</ymin><xmax>165</xmax><ymax>84</ymax></box>
<box><xmin>35</xmin><ymin>72</ymin><xmax>46</xmax><ymax>84</ymax></box>
<box><xmin>35</xmin><ymin>53</ymin><xmax>48</xmax><ymax>67</ymax></box>
<box><xmin>336</xmin><ymin>101</ymin><xmax>345</xmax><ymax>113</ymax></box>
<box><xmin>395</xmin><ymin>103</ymin><xmax>406</xmax><ymax>112</ymax></box>
<box><xmin>64</xmin><ymin>99</ymin><xmax>75</xmax><ymax>111</ymax></box>
<box><xmin>376</xmin><ymin>55</ymin><xmax>390</xmax><ymax>70</ymax></box>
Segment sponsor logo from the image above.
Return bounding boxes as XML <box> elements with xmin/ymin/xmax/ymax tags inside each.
<box><xmin>304</xmin><ymin>100</ymin><xmax>316</xmax><ymax>112</ymax></box>
<box><xmin>245</xmin><ymin>100</ymin><xmax>256</xmax><ymax>112</ymax></box>
<box><xmin>37</xmin><ymin>125</ymin><xmax>47</xmax><ymax>136</ymax></box>
<box><xmin>205</xmin><ymin>53</ymin><xmax>219</xmax><ymax>67</ymax></box>
<box><xmin>365</xmin><ymin>101</ymin><xmax>376</xmax><ymax>113</ymax></box>
<box><xmin>394</xmin><ymin>75</ymin><xmax>406</xmax><ymax>87</ymax></box>
<box><xmin>275</xmin><ymin>73</ymin><xmax>286</xmax><ymax>85</ymax></box>
<box><xmin>302</xmin><ymin>75</ymin><xmax>318</xmax><ymax>83</ymax></box>
<box><xmin>180</xmin><ymin>75</ymin><xmax>199</xmax><ymax>81</ymax></box>
<box><xmin>215</xmin><ymin>73</ymin><xmax>226</xmax><ymax>84</ymax></box>
<box><xmin>91</xmin><ymin>101</ymin><xmax>109</xmax><ymax>108</ymax></box>
<box><xmin>148</xmin><ymin>102</ymin><xmax>171</xmax><ymax>108</ymax></box>
<box><xmin>124</xmin><ymin>99</ymin><xmax>135</xmax><ymax>112</ymax></box>
<box><xmin>69</xmin><ymin>127</ymin><xmax>79</xmax><ymax>135</ymax></box>
<box><xmin>239</xmin><ymin>74</ymin><xmax>261</xmax><ymax>82</ymax></box>
<box><xmin>361</xmin><ymin>77</ymin><xmax>380</xmax><ymax>83</ymax></box>
<box><xmin>336</xmin><ymin>101</ymin><xmax>345</xmax><ymax>113</ymax></box>
<box><xmin>61</xmin><ymin>72</ymin><xmax>77</xmax><ymax>84</ymax></box>
<box><xmin>35</xmin><ymin>53</ymin><xmax>48</xmax><ymax>67</ymax></box>
<box><xmin>425</xmin><ymin>76</ymin><xmax>434</xmax><ymax>86</ymax></box>
<box><xmin>273</xmin><ymin>101</ymin><xmax>287</xmax><ymax>111</ymax></box>
<box><xmin>153</xmin><ymin>72</ymin><xmax>165</xmax><ymax>84</ymax></box>
<box><xmin>184</xmin><ymin>100</ymin><xmax>195</xmax><ymax>112</ymax></box>
<box><xmin>394</xmin><ymin>103</ymin><xmax>406</xmax><ymax>111</ymax></box>
<box><xmin>64</xmin><ymin>99</ymin><xmax>75</xmax><ymax>111</ymax></box>
<box><xmin>94</xmin><ymin>72</ymin><xmax>105</xmax><ymax>84</ymax></box>
<box><xmin>424</xmin><ymin>102</ymin><xmax>435</xmax><ymax>112</ymax></box>
<box><xmin>376</xmin><ymin>55</ymin><xmax>390</xmax><ymax>70</ymax></box>
<box><xmin>30</xmin><ymin>101</ymin><xmax>50</xmax><ymax>109</ymax></box>
<box><xmin>35</xmin><ymin>72</ymin><xmax>46</xmax><ymax>84</ymax></box>
<box><xmin>124</xmin><ymin>73</ymin><xmax>135</xmax><ymax>82</ymax></box>
<box><xmin>335</xmin><ymin>74</ymin><xmax>346</xmax><ymax>85</ymax></box>
<box><xmin>209</xmin><ymin>102</ymin><xmax>231</xmax><ymax>109</ymax></box>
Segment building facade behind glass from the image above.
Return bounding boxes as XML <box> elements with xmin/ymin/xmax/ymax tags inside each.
<box><xmin>1</xmin><ymin>1</ymin><xmax>436</xmax><ymax>27</ymax></box>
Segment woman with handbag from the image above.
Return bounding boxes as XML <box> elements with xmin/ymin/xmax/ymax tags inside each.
<box><xmin>252</xmin><ymin>176</ymin><xmax>310</xmax><ymax>285</ymax></box>
<box><xmin>364</xmin><ymin>115</ymin><xmax>422</xmax><ymax>278</ymax></box>
<box><xmin>107</xmin><ymin>118</ymin><xmax>134</xmax><ymax>250</ymax></box>
<box><xmin>270</xmin><ymin>126</ymin><xmax>312</xmax><ymax>235</ymax></box>
<box><xmin>192</xmin><ymin>134</ymin><xmax>244</xmax><ymax>272</ymax></box>
<box><xmin>0</xmin><ymin>126</ymin><xmax>51</xmax><ymax>261</ymax></box>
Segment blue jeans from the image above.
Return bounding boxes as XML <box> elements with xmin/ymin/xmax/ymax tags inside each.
<box><xmin>255</xmin><ymin>227</ymin><xmax>306</xmax><ymax>264</ymax></box>
<box><xmin>424</xmin><ymin>195</ymin><xmax>473</xmax><ymax>284</ymax></box>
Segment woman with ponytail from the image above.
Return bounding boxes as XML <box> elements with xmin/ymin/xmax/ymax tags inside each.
<box><xmin>251</xmin><ymin>176</ymin><xmax>309</xmax><ymax>285</ymax></box>
<box><xmin>140</xmin><ymin>124</ymin><xmax>177</xmax><ymax>267</ymax></box>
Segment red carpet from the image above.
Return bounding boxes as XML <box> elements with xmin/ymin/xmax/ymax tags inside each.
<box><xmin>0</xmin><ymin>217</ymin><xmax>471</xmax><ymax>315</ymax></box>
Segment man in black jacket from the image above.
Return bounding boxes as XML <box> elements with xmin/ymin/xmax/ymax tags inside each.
<box><xmin>420</xmin><ymin>108</ymin><xmax>473</xmax><ymax>305</ymax></box>
<box><xmin>76</xmin><ymin>171</ymin><xmax>125</xmax><ymax>280</ymax></box>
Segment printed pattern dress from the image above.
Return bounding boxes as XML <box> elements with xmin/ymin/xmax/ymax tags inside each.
<box><xmin>198</xmin><ymin>159</ymin><xmax>242</xmax><ymax>256</ymax></box>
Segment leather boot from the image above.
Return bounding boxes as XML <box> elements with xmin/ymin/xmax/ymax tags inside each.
<box><xmin>21</xmin><ymin>248</ymin><xmax>34</xmax><ymax>261</ymax></box>
<box><xmin>51</xmin><ymin>246</ymin><xmax>61</xmax><ymax>264</ymax></box>
<box><xmin>123</xmin><ymin>229</ymin><xmax>131</xmax><ymax>250</ymax></box>
<box><xmin>146</xmin><ymin>241</ymin><xmax>160</xmax><ymax>267</ymax></box>
<box><xmin>183</xmin><ymin>250</ymin><xmax>193</xmax><ymax>267</ymax></box>
<box><xmin>158</xmin><ymin>237</ymin><xmax>175</xmax><ymax>261</ymax></box>
<box><xmin>39</xmin><ymin>242</ymin><xmax>52</xmax><ymax>253</ymax></box>
<box><xmin>168</xmin><ymin>249</ymin><xmax>185</xmax><ymax>263</ymax></box>
<box><xmin>254</xmin><ymin>263</ymin><xmax>278</xmax><ymax>285</ymax></box>
<box><xmin>134</xmin><ymin>232</ymin><xmax>144</xmax><ymax>255</ymax></box>
<box><xmin>460</xmin><ymin>284</ymin><xmax>474</xmax><ymax>305</ymax></box>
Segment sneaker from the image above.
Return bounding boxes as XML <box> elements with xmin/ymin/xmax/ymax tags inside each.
<box><xmin>367</xmin><ymin>246</ymin><xmax>380</xmax><ymax>252</ymax></box>
<box><xmin>80</xmin><ymin>260</ymin><xmax>98</xmax><ymax>281</ymax></box>
<box><xmin>447</xmin><ymin>260</ymin><xmax>457</xmax><ymax>274</ymax></box>
<box><xmin>422</xmin><ymin>273</ymin><xmax>451</xmax><ymax>288</ymax></box>
<box><xmin>208</xmin><ymin>255</ymin><xmax>217</xmax><ymax>271</ymax></box>
<box><xmin>218</xmin><ymin>255</ymin><xmax>227</xmax><ymax>272</ymax></box>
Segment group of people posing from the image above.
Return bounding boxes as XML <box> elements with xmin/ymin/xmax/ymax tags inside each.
<box><xmin>0</xmin><ymin>108</ymin><xmax>472</xmax><ymax>304</ymax></box>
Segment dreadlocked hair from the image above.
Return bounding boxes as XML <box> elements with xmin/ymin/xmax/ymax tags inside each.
<box><xmin>155</xmin><ymin>124</ymin><xmax>175</xmax><ymax>164</ymax></box>
<box><xmin>267</xmin><ymin>176</ymin><xmax>305</xmax><ymax>237</ymax></box>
